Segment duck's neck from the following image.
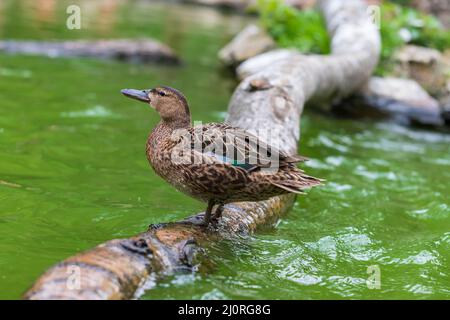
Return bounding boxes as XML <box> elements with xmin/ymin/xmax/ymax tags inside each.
<box><xmin>147</xmin><ymin>119</ymin><xmax>191</xmax><ymax>150</ymax></box>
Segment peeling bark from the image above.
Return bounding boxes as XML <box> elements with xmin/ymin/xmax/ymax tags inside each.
<box><xmin>24</xmin><ymin>0</ymin><xmax>380</xmax><ymax>300</ymax></box>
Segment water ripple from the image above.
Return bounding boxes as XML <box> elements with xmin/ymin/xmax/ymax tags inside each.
<box><xmin>61</xmin><ymin>105</ymin><xmax>116</xmax><ymax>118</ymax></box>
<box><xmin>383</xmin><ymin>250</ymin><xmax>439</xmax><ymax>266</ymax></box>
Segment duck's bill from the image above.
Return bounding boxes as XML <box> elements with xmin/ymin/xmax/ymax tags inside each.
<box><xmin>121</xmin><ymin>89</ymin><xmax>150</xmax><ymax>103</ymax></box>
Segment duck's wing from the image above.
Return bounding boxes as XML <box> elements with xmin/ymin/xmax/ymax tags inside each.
<box><xmin>180</xmin><ymin>123</ymin><xmax>307</xmax><ymax>172</ymax></box>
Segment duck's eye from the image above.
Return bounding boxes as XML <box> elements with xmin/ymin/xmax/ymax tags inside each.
<box><xmin>158</xmin><ymin>91</ymin><xmax>166</xmax><ymax>97</ymax></box>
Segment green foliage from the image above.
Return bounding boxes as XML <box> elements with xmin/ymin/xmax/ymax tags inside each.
<box><xmin>257</xmin><ymin>0</ymin><xmax>330</xmax><ymax>54</ymax></box>
<box><xmin>256</xmin><ymin>1</ymin><xmax>450</xmax><ymax>75</ymax></box>
<box><xmin>377</xmin><ymin>3</ymin><xmax>450</xmax><ymax>74</ymax></box>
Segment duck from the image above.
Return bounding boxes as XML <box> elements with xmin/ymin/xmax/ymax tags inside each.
<box><xmin>121</xmin><ymin>86</ymin><xmax>322</xmax><ymax>226</ymax></box>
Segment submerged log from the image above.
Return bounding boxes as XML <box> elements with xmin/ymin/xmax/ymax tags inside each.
<box><xmin>0</xmin><ymin>39</ymin><xmax>180</xmax><ymax>64</ymax></box>
<box><xmin>24</xmin><ymin>0</ymin><xmax>380</xmax><ymax>300</ymax></box>
<box><xmin>333</xmin><ymin>77</ymin><xmax>444</xmax><ymax>127</ymax></box>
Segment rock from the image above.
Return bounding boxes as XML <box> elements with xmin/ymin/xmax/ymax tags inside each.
<box><xmin>441</xmin><ymin>49</ymin><xmax>450</xmax><ymax>72</ymax></box>
<box><xmin>363</xmin><ymin>77</ymin><xmax>440</xmax><ymax>108</ymax></box>
<box><xmin>393</xmin><ymin>45</ymin><xmax>445</xmax><ymax>96</ymax></box>
<box><xmin>392</xmin><ymin>45</ymin><xmax>450</xmax><ymax>128</ymax></box>
<box><xmin>219</xmin><ymin>24</ymin><xmax>276</xmax><ymax>66</ymax></box>
<box><xmin>410</xmin><ymin>0</ymin><xmax>450</xmax><ymax>28</ymax></box>
<box><xmin>184</xmin><ymin>0</ymin><xmax>375</xmax><ymax>12</ymax></box>
<box><xmin>0</xmin><ymin>39</ymin><xmax>180</xmax><ymax>64</ymax></box>
<box><xmin>335</xmin><ymin>77</ymin><xmax>445</xmax><ymax>127</ymax></box>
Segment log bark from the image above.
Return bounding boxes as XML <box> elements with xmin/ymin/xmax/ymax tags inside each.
<box><xmin>24</xmin><ymin>0</ymin><xmax>380</xmax><ymax>300</ymax></box>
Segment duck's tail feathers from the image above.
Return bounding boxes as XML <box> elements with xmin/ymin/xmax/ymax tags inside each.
<box><xmin>272</xmin><ymin>172</ymin><xmax>324</xmax><ymax>194</ymax></box>
<box><xmin>271</xmin><ymin>182</ymin><xmax>306</xmax><ymax>194</ymax></box>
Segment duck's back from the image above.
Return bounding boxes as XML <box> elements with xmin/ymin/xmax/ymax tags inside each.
<box><xmin>146</xmin><ymin>122</ymin><xmax>321</xmax><ymax>203</ymax></box>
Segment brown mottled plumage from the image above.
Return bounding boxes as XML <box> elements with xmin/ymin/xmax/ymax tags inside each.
<box><xmin>121</xmin><ymin>86</ymin><xmax>322</xmax><ymax>226</ymax></box>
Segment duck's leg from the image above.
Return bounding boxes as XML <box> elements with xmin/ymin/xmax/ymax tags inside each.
<box><xmin>212</xmin><ymin>203</ymin><xmax>224</xmax><ymax>221</ymax></box>
<box><xmin>203</xmin><ymin>200</ymin><xmax>215</xmax><ymax>226</ymax></box>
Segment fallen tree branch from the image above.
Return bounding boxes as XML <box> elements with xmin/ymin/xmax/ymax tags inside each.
<box><xmin>24</xmin><ymin>0</ymin><xmax>380</xmax><ymax>300</ymax></box>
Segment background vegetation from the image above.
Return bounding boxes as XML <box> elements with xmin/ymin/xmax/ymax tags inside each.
<box><xmin>257</xmin><ymin>0</ymin><xmax>450</xmax><ymax>75</ymax></box>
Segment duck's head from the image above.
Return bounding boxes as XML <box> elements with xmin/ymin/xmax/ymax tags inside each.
<box><xmin>121</xmin><ymin>86</ymin><xmax>190</xmax><ymax>125</ymax></box>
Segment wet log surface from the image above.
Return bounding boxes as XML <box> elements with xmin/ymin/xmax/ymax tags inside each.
<box><xmin>0</xmin><ymin>39</ymin><xmax>180</xmax><ymax>64</ymax></box>
<box><xmin>24</xmin><ymin>196</ymin><xmax>295</xmax><ymax>300</ymax></box>
<box><xmin>24</xmin><ymin>0</ymin><xmax>380</xmax><ymax>300</ymax></box>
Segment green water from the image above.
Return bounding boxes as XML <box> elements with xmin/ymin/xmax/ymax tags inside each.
<box><xmin>0</xmin><ymin>0</ymin><xmax>449</xmax><ymax>300</ymax></box>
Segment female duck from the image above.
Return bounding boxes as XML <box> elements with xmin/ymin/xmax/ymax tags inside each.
<box><xmin>121</xmin><ymin>86</ymin><xmax>321</xmax><ymax>226</ymax></box>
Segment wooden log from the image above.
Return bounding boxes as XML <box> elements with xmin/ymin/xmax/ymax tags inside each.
<box><xmin>0</xmin><ymin>39</ymin><xmax>180</xmax><ymax>64</ymax></box>
<box><xmin>24</xmin><ymin>0</ymin><xmax>380</xmax><ymax>300</ymax></box>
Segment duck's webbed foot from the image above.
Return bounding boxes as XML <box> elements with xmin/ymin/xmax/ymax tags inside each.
<box><xmin>212</xmin><ymin>204</ymin><xmax>224</xmax><ymax>222</ymax></box>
